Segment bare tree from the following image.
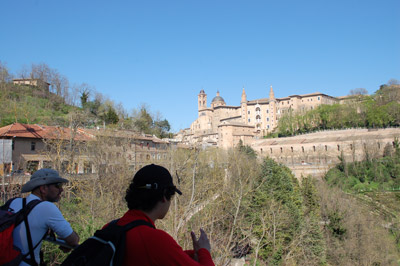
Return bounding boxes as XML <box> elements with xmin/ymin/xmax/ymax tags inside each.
<box><xmin>349</xmin><ymin>88</ymin><xmax>368</xmax><ymax>96</ymax></box>
<box><xmin>0</xmin><ymin>61</ymin><xmax>12</xmax><ymax>83</ymax></box>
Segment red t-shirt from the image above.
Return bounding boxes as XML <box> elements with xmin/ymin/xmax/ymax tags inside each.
<box><xmin>116</xmin><ymin>210</ymin><xmax>215</xmax><ymax>266</ymax></box>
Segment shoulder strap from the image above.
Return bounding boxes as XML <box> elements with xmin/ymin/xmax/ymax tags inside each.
<box><xmin>23</xmin><ymin>198</ymin><xmax>39</xmax><ymax>266</ymax></box>
<box><xmin>107</xmin><ymin>219</ymin><xmax>155</xmax><ymax>266</ymax></box>
<box><xmin>0</xmin><ymin>197</ymin><xmax>18</xmax><ymax>211</ymax></box>
<box><xmin>122</xmin><ymin>219</ymin><xmax>155</xmax><ymax>231</ymax></box>
<box><xmin>22</xmin><ymin>198</ymin><xmax>43</xmax><ymax>266</ymax></box>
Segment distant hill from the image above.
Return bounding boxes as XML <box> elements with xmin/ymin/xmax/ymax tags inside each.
<box><xmin>0</xmin><ymin>82</ymin><xmax>78</xmax><ymax>127</ymax></box>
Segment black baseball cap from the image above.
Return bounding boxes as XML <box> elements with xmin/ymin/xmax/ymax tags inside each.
<box><xmin>133</xmin><ymin>164</ymin><xmax>182</xmax><ymax>195</ymax></box>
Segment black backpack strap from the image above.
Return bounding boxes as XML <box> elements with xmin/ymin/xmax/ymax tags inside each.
<box><xmin>104</xmin><ymin>219</ymin><xmax>155</xmax><ymax>266</ymax></box>
<box><xmin>21</xmin><ymin>198</ymin><xmax>44</xmax><ymax>266</ymax></box>
<box><xmin>23</xmin><ymin>198</ymin><xmax>39</xmax><ymax>266</ymax></box>
<box><xmin>0</xmin><ymin>197</ymin><xmax>17</xmax><ymax>211</ymax></box>
<box><xmin>122</xmin><ymin>219</ymin><xmax>155</xmax><ymax>231</ymax></box>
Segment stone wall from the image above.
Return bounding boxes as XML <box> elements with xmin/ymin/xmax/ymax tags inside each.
<box><xmin>251</xmin><ymin>128</ymin><xmax>400</xmax><ymax>179</ymax></box>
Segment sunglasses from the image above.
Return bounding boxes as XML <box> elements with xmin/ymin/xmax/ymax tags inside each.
<box><xmin>48</xmin><ymin>183</ymin><xmax>63</xmax><ymax>189</ymax></box>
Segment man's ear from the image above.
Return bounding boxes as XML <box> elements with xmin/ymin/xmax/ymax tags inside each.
<box><xmin>39</xmin><ymin>185</ymin><xmax>48</xmax><ymax>194</ymax></box>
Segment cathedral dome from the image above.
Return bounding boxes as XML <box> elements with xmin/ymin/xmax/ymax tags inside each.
<box><xmin>211</xmin><ymin>91</ymin><xmax>225</xmax><ymax>103</ymax></box>
<box><xmin>211</xmin><ymin>96</ymin><xmax>225</xmax><ymax>103</ymax></box>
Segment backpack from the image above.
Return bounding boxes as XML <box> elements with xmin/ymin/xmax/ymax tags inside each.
<box><xmin>0</xmin><ymin>197</ymin><xmax>42</xmax><ymax>266</ymax></box>
<box><xmin>61</xmin><ymin>219</ymin><xmax>155</xmax><ymax>266</ymax></box>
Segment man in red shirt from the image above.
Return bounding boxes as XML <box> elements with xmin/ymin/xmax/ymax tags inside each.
<box><xmin>118</xmin><ymin>164</ymin><xmax>215</xmax><ymax>265</ymax></box>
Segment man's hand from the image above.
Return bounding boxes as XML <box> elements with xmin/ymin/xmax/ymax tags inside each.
<box><xmin>191</xmin><ymin>228</ymin><xmax>211</xmax><ymax>253</ymax></box>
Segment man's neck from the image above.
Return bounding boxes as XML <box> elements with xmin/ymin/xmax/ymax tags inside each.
<box><xmin>143</xmin><ymin>209</ymin><xmax>159</xmax><ymax>222</ymax></box>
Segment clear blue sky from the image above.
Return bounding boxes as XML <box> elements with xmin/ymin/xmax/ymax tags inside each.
<box><xmin>1</xmin><ymin>0</ymin><xmax>399</xmax><ymax>132</ymax></box>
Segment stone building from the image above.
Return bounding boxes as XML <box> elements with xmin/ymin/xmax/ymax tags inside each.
<box><xmin>0</xmin><ymin>123</ymin><xmax>93</xmax><ymax>174</ymax></box>
<box><xmin>179</xmin><ymin>87</ymin><xmax>338</xmax><ymax>149</ymax></box>
<box><xmin>12</xmin><ymin>78</ymin><xmax>50</xmax><ymax>91</ymax></box>
<box><xmin>0</xmin><ymin>123</ymin><xmax>175</xmax><ymax>175</ymax></box>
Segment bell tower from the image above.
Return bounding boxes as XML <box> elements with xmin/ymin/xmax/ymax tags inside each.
<box><xmin>268</xmin><ymin>86</ymin><xmax>277</xmax><ymax>129</ymax></box>
<box><xmin>241</xmin><ymin>87</ymin><xmax>248</xmax><ymax>124</ymax></box>
<box><xmin>198</xmin><ymin>89</ymin><xmax>207</xmax><ymax>112</ymax></box>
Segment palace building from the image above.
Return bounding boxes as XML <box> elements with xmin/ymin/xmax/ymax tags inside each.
<box><xmin>177</xmin><ymin>87</ymin><xmax>338</xmax><ymax>149</ymax></box>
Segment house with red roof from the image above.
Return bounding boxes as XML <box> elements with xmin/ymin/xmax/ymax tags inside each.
<box><xmin>0</xmin><ymin>123</ymin><xmax>175</xmax><ymax>176</ymax></box>
<box><xmin>0</xmin><ymin>123</ymin><xmax>93</xmax><ymax>174</ymax></box>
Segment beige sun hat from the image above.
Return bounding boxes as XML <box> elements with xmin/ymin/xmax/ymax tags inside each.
<box><xmin>21</xmin><ymin>168</ymin><xmax>69</xmax><ymax>193</ymax></box>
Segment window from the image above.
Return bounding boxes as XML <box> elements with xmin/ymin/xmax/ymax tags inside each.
<box><xmin>302</xmin><ymin>146</ymin><xmax>304</xmax><ymax>152</ymax></box>
<box><xmin>31</xmin><ymin>142</ymin><xmax>36</xmax><ymax>151</ymax></box>
<box><xmin>325</xmin><ymin>145</ymin><xmax>328</xmax><ymax>151</ymax></box>
<box><xmin>248</xmin><ymin>111</ymin><xmax>250</xmax><ymax>114</ymax></box>
<box><xmin>248</xmin><ymin>119</ymin><xmax>250</xmax><ymax>122</ymax></box>
<box><xmin>280</xmin><ymin>147</ymin><xmax>283</xmax><ymax>153</ymax></box>
<box><xmin>267</xmin><ymin>118</ymin><xmax>269</xmax><ymax>121</ymax></box>
<box><xmin>318</xmin><ymin>96</ymin><xmax>320</xmax><ymax>100</ymax></box>
<box><xmin>12</xmin><ymin>140</ymin><xmax>14</xmax><ymax>150</ymax></box>
<box><xmin>313</xmin><ymin>146</ymin><xmax>316</xmax><ymax>152</ymax></box>
<box><xmin>291</xmin><ymin>147</ymin><xmax>293</xmax><ymax>152</ymax></box>
<box><xmin>267</xmin><ymin>109</ymin><xmax>269</xmax><ymax>113</ymax></box>
<box><xmin>337</xmin><ymin>145</ymin><xmax>340</xmax><ymax>151</ymax></box>
<box><xmin>350</xmin><ymin>144</ymin><xmax>353</xmax><ymax>150</ymax></box>
<box><xmin>84</xmin><ymin>162</ymin><xmax>92</xmax><ymax>173</ymax></box>
<box><xmin>270</xmin><ymin>148</ymin><xmax>272</xmax><ymax>153</ymax></box>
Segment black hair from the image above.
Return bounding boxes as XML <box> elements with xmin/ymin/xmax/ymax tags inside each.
<box><xmin>125</xmin><ymin>181</ymin><xmax>176</xmax><ymax>211</ymax></box>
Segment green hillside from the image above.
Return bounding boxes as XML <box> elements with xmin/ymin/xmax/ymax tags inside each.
<box><xmin>0</xmin><ymin>83</ymin><xmax>77</xmax><ymax>127</ymax></box>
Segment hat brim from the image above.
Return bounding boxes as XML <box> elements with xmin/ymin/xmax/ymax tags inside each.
<box><xmin>21</xmin><ymin>176</ymin><xmax>69</xmax><ymax>193</ymax></box>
